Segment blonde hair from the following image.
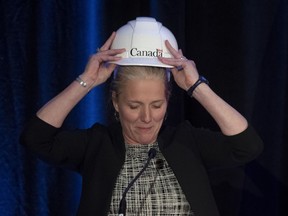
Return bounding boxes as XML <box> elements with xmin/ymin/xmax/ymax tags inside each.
<box><xmin>111</xmin><ymin>66</ymin><xmax>171</xmax><ymax>99</ymax></box>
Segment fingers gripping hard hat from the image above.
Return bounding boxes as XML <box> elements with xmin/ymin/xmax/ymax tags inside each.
<box><xmin>110</xmin><ymin>17</ymin><xmax>178</xmax><ymax>68</ymax></box>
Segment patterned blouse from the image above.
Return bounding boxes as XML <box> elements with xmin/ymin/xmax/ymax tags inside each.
<box><xmin>108</xmin><ymin>142</ymin><xmax>194</xmax><ymax>215</ymax></box>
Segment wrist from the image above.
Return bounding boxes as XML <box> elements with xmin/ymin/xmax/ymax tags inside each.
<box><xmin>75</xmin><ymin>75</ymin><xmax>95</xmax><ymax>91</ymax></box>
<box><xmin>186</xmin><ymin>75</ymin><xmax>209</xmax><ymax>97</ymax></box>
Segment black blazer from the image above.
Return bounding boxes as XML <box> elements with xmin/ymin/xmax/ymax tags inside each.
<box><xmin>20</xmin><ymin>116</ymin><xmax>263</xmax><ymax>216</ymax></box>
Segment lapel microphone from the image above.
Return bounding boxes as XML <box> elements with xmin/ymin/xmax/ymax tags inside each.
<box><xmin>118</xmin><ymin>148</ymin><xmax>157</xmax><ymax>216</ymax></box>
<box><xmin>155</xmin><ymin>158</ymin><xmax>164</xmax><ymax>170</ymax></box>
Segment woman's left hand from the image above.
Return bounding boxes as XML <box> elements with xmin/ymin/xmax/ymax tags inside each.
<box><xmin>160</xmin><ymin>41</ymin><xmax>249</xmax><ymax>135</ymax></box>
<box><xmin>158</xmin><ymin>40</ymin><xmax>199</xmax><ymax>90</ymax></box>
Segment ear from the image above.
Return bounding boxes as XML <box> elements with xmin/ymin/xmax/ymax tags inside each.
<box><xmin>112</xmin><ymin>91</ymin><xmax>119</xmax><ymax>112</ymax></box>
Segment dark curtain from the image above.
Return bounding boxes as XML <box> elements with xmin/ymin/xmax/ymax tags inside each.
<box><xmin>1</xmin><ymin>0</ymin><xmax>287</xmax><ymax>215</ymax></box>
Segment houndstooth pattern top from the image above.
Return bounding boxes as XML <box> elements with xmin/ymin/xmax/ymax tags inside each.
<box><xmin>108</xmin><ymin>142</ymin><xmax>194</xmax><ymax>216</ymax></box>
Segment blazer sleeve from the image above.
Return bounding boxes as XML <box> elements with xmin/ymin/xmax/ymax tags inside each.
<box><xmin>19</xmin><ymin>116</ymin><xmax>103</xmax><ymax>173</ymax></box>
<box><xmin>183</xmin><ymin>121</ymin><xmax>264</xmax><ymax>169</ymax></box>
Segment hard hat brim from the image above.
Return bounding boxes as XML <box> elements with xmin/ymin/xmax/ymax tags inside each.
<box><xmin>109</xmin><ymin>57</ymin><xmax>174</xmax><ymax>68</ymax></box>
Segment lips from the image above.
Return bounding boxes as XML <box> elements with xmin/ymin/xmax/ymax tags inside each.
<box><xmin>136</xmin><ymin>126</ymin><xmax>153</xmax><ymax>132</ymax></box>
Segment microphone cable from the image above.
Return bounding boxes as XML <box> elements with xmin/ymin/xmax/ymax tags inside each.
<box><xmin>118</xmin><ymin>148</ymin><xmax>157</xmax><ymax>216</ymax></box>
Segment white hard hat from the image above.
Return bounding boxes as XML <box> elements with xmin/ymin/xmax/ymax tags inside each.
<box><xmin>110</xmin><ymin>17</ymin><xmax>178</xmax><ymax>68</ymax></box>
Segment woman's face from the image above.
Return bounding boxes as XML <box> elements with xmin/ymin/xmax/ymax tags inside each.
<box><xmin>113</xmin><ymin>78</ymin><xmax>168</xmax><ymax>145</ymax></box>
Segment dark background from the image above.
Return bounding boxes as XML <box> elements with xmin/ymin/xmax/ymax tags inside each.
<box><xmin>1</xmin><ymin>0</ymin><xmax>287</xmax><ymax>215</ymax></box>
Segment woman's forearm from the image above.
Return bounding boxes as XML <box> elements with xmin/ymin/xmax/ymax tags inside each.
<box><xmin>37</xmin><ymin>77</ymin><xmax>94</xmax><ymax>128</ymax></box>
<box><xmin>192</xmin><ymin>83</ymin><xmax>248</xmax><ymax>136</ymax></box>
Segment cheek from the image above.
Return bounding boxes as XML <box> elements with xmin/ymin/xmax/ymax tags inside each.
<box><xmin>119</xmin><ymin>108</ymin><xmax>138</xmax><ymax>122</ymax></box>
<box><xmin>120</xmin><ymin>108</ymin><xmax>166</xmax><ymax>122</ymax></box>
<box><xmin>154</xmin><ymin>109</ymin><xmax>166</xmax><ymax>121</ymax></box>
<box><xmin>149</xmin><ymin>106</ymin><xmax>168</xmax><ymax>123</ymax></box>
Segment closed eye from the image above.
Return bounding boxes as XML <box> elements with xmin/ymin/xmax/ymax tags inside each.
<box><xmin>151</xmin><ymin>101</ymin><xmax>165</xmax><ymax>109</ymax></box>
<box><xmin>127</xmin><ymin>102</ymin><xmax>141</xmax><ymax>110</ymax></box>
<box><xmin>152</xmin><ymin>105</ymin><xmax>162</xmax><ymax>109</ymax></box>
<box><xmin>129</xmin><ymin>105</ymin><xmax>139</xmax><ymax>109</ymax></box>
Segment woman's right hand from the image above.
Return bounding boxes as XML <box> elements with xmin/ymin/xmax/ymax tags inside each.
<box><xmin>81</xmin><ymin>32</ymin><xmax>125</xmax><ymax>88</ymax></box>
<box><xmin>36</xmin><ymin>32</ymin><xmax>125</xmax><ymax>127</ymax></box>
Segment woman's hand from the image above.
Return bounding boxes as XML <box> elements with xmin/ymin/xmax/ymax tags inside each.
<box><xmin>159</xmin><ymin>40</ymin><xmax>248</xmax><ymax>135</ymax></box>
<box><xmin>81</xmin><ymin>32</ymin><xmax>125</xmax><ymax>88</ymax></box>
<box><xmin>36</xmin><ymin>32</ymin><xmax>125</xmax><ymax>127</ymax></box>
<box><xmin>159</xmin><ymin>40</ymin><xmax>199</xmax><ymax>90</ymax></box>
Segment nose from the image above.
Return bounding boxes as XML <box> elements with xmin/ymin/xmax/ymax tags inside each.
<box><xmin>140</xmin><ymin>107</ymin><xmax>152</xmax><ymax>123</ymax></box>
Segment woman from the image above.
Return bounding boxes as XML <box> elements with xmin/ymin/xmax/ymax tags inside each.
<box><xmin>21</xmin><ymin>19</ymin><xmax>263</xmax><ymax>215</ymax></box>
